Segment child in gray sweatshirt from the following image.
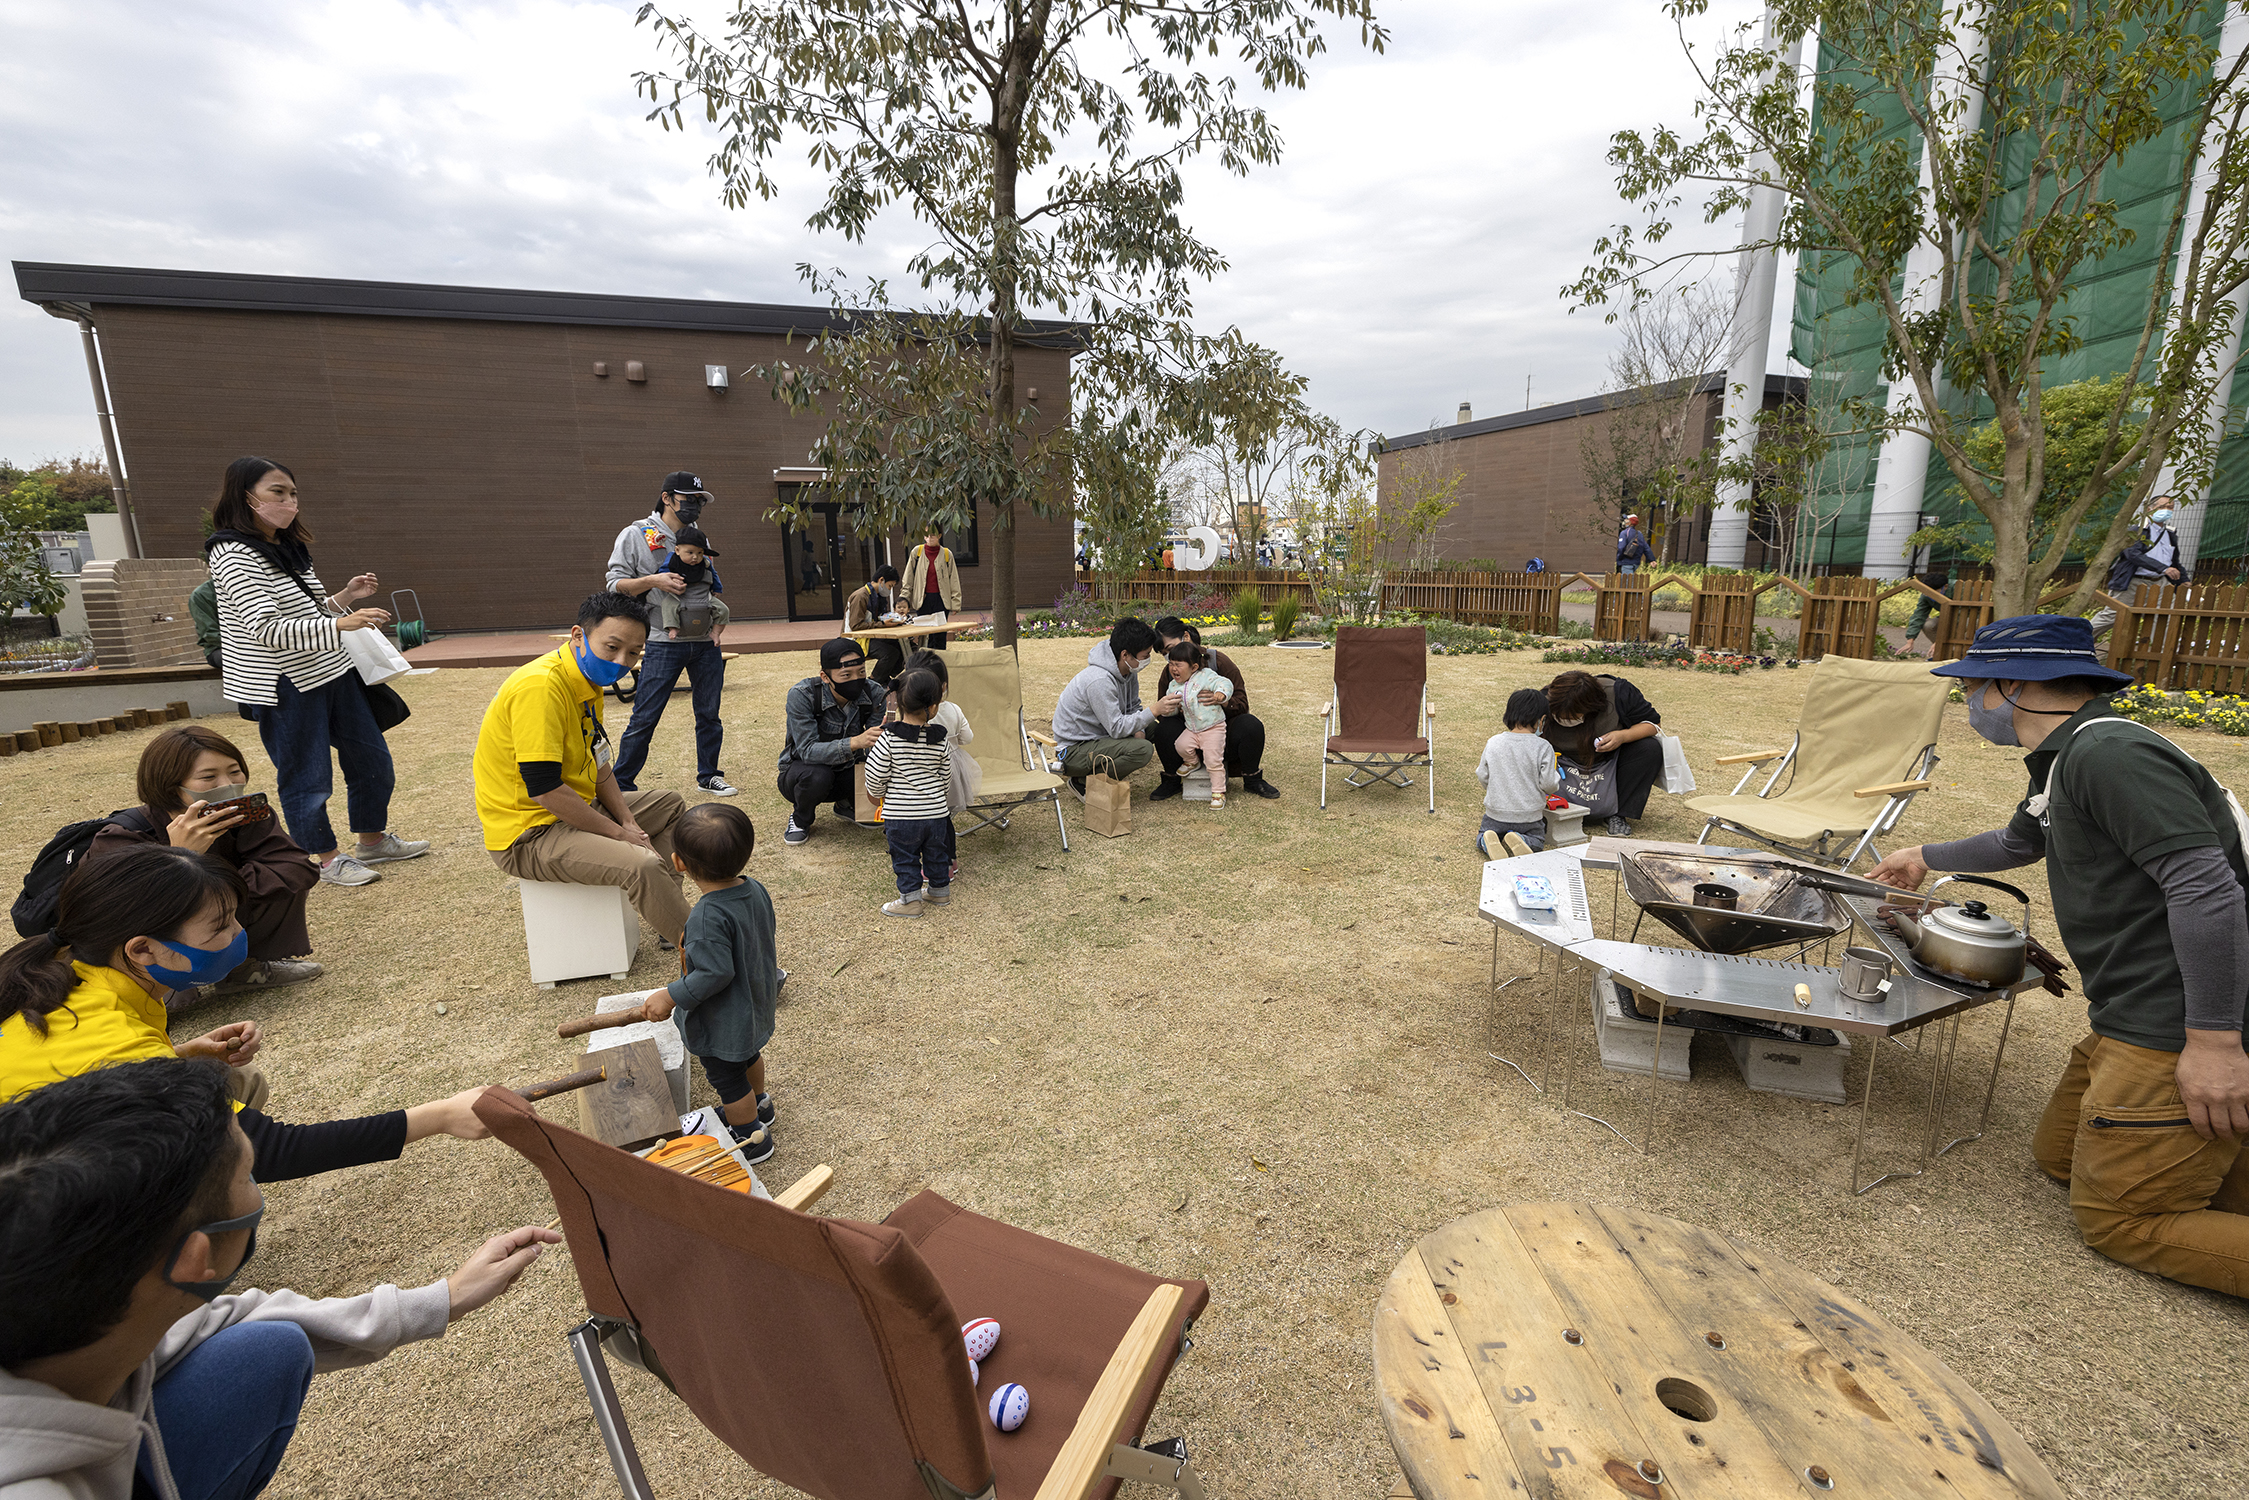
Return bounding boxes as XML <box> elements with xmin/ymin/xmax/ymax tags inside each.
<box><xmin>1476</xmin><ymin>688</ymin><xmax>1560</xmax><ymax>856</ymax></box>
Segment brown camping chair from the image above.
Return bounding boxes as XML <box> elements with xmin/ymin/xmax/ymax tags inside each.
<box><xmin>1319</xmin><ymin>626</ymin><xmax>1435</xmax><ymax>812</ymax></box>
<box><xmin>471</xmin><ymin>1087</ymin><xmax>1212</xmax><ymax>1500</ymax></box>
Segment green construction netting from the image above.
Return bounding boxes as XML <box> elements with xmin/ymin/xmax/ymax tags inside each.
<box><xmin>1787</xmin><ymin>5</ymin><xmax>2246</xmax><ymax>571</ymax></box>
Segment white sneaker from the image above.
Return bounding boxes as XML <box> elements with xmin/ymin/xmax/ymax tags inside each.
<box><xmin>318</xmin><ymin>855</ymin><xmax>381</xmax><ymax>887</ymax></box>
<box><xmin>697</xmin><ymin>774</ymin><xmax>739</xmax><ymax>797</ymax></box>
<box><xmin>354</xmin><ymin>833</ymin><xmax>430</xmax><ymax>864</ymax></box>
<box><xmin>211</xmin><ymin>959</ymin><xmax>325</xmax><ymax>994</ymax></box>
<box><xmin>1502</xmin><ymin>833</ymin><xmax>1535</xmax><ymax>859</ymax></box>
<box><xmin>882</xmin><ymin>897</ymin><xmax>924</xmax><ymax>919</ymax></box>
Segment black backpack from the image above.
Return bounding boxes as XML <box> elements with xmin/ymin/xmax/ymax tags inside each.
<box><xmin>11</xmin><ymin>810</ymin><xmax>155</xmax><ymax>939</ymax></box>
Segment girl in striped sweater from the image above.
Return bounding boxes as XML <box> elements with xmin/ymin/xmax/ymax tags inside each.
<box><xmin>862</xmin><ymin>669</ymin><xmax>954</xmax><ymax>918</ymax></box>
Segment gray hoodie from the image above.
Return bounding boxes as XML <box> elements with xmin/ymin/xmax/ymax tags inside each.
<box><xmin>0</xmin><ymin>1281</ymin><xmax>449</xmax><ymax>1500</ymax></box>
<box><xmin>1051</xmin><ymin>639</ymin><xmax>1153</xmax><ymax>755</ymax></box>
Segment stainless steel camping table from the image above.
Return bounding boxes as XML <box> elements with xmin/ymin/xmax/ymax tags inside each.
<box><xmin>1475</xmin><ymin>849</ymin><xmax>1599</xmax><ymax>1091</ymax></box>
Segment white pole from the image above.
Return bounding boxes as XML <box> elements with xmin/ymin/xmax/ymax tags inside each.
<box><xmin>1705</xmin><ymin>13</ymin><xmax>1803</xmax><ymax>571</ymax></box>
<box><xmin>1863</xmin><ymin>13</ymin><xmax>1989</xmax><ymax>579</ymax></box>
<box><xmin>2150</xmin><ymin>4</ymin><xmax>2249</xmax><ymax>571</ymax></box>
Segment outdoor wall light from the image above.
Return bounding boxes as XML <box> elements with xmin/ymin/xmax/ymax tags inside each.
<box><xmin>626</xmin><ymin>361</ymin><xmax>647</xmax><ymax>382</ymax></box>
<box><xmin>706</xmin><ymin>364</ymin><xmax>729</xmax><ymax>390</ymax></box>
<box><xmin>593</xmin><ymin>361</ymin><xmax>609</xmax><ymax>377</ymax></box>
<box><xmin>1025</xmin><ymin>386</ymin><xmax>1039</xmax><ymax>401</ymax></box>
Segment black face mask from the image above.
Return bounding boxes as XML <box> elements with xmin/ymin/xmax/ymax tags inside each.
<box><xmin>673</xmin><ymin>496</ymin><xmax>706</xmax><ymax>526</ymax></box>
<box><xmin>669</xmin><ymin>555</ymin><xmax>709</xmax><ymax>584</ymax></box>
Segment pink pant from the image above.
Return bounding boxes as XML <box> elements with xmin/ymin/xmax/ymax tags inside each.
<box><xmin>1175</xmin><ymin>722</ymin><xmax>1227</xmax><ymax>776</ymax></box>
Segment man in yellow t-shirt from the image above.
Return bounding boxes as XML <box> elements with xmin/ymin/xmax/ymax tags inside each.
<box><xmin>474</xmin><ymin>592</ymin><xmax>689</xmax><ymax>942</ymax></box>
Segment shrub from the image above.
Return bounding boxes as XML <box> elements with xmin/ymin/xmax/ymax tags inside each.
<box><xmin>1233</xmin><ymin>587</ymin><xmax>1264</xmax><ymax>637</ymax></box>
<box><xmin>1270</xmin><ymin>596</ymin><xmax>1301</xmax><ymax>640</ymax></box>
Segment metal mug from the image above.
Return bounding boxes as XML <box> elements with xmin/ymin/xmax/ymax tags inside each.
<box><xmin>1840</xmin><ymin>946</ymin><xmax>1892</xmax><ymax>1001</ymax></box>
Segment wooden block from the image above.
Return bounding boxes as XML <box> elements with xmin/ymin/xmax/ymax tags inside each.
<box><xmin>130</xmin><ymin>708</ymin><xmax>152</xmax><ymax>728</ymax></box>
<box><xmin>33</xmin><ymin>722</ymin><xmax>60</xmax><ymax>747</ymax></box>
<box><xmin>57</xmin><ymin>723</ymin><xmax>80</xmax><ymax>744</ymax></box>
<box><xmin>0</xmin><ymin>737</ymin><xmax>15</xmax><ymax>757</ymax></box>
<box><xmin>96</xmin><ymin>718</ymin><xmax>117</xmax><ymax>734</ymax></box>
<box><xmin>577</xmin><ymin>1038</ymin><xmax>681</xmax><ymax>1151</ymax></box>
<box><xmin>76</xmin><ymin>722</ymin><xmax>99</xmax><ymax>740</ymax></box>
<box><xmin>14</xmin><ymin>731</ymin><xmax>37</xmax><ymax>752</ymax></box>
<box><xmin>166</xmin><ymin>701</ymin><xmax>192</xmax><ymax>720</ymax></box>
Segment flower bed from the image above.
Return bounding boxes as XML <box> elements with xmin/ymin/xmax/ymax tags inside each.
<box><xmin>1540</xmin><ymin>640</ymin><xmax>1796</xmax><ymax>674</ymax></box>
<box><xmin>2110</xmin><ymin>683</ymin><xmax>2249</xmax><ymax>736</ymax></box>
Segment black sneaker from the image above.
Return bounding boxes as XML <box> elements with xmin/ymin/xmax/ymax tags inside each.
<box><xmin>1244</xmin><ymin>776</ymin><xmax>1282</xmax><ymax>800</ymax></box>
<box><xmin>756</xmin><ymin>1092</ymin><xmax>775</xmax><ymax>1128</ymax></box>
<box><xmin>784</xmin><ymin>819</ymin><xmax>809</xmax><ymax>846</ymax></box>
<box><xmin>1149</xmin><ymin>777</ymin><xmax>1184</xmax><ymax>802</ymax></box>
<box><xmin>834</xmin><ymin>800</ymin><xmax>855</xmax><ymax>821</ymax></box>
<box><xmin>697</xmin><ymin>773</ymin><xmax>739</xmax><ymax>797</ymax></box>
<box><xmin>1605</xmin><ymin>815</ymin><xmax>1633</xmax><ymax>837</ymax></box>
<box><xmin>731</xmin><ymin>1117</ymin><xmax>775</xmax><ymax>1164</ymax></box>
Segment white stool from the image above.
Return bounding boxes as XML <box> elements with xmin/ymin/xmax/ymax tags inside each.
<box><xmin>519</xmin><ymin>880</ymin><xmax>639</xmax><ymax>989</ymax></box>
<box><xmin>1722</xmin><ymin>1029</ymin><xmax>1853</xmax><ymax>1105</ymax></box>
<box><xmin>1182</xmin><ymin>767</ymin><xmax>1213</xmax><ymax>802</ymax></box>
<box><xmin>1544</xmin><ymin>801</ymin><xmax>1591</xmax><ymax>847</ymax></box>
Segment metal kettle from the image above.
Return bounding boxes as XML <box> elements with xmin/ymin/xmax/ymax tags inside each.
<box><xmin>1888</xmin><ymin>875</ymin><xmax>2030</xmax><ymax>988</ymax></box>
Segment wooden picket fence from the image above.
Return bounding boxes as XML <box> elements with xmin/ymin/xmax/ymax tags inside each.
<box><xmin>1085</xmin><ymin>569</ymin><xmax>1563</xmax><ymax>633</ymax></box>
<box><xmin>2105</xmin><ymin>581</ymin><xmax>2249</xmax><ymax>692</ymax></box>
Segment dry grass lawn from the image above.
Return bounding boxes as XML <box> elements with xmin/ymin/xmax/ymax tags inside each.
<box><xmin>5</xmin><ymin>638</ymin><xmax>2244</xmax><ymax>1499</ymax></box>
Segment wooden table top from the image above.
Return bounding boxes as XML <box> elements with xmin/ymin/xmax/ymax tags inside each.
<box><xmin>1373</xmin><ymin>1203</ymin><xmax>2062</xmax><ymax>1500</ymax></box>
<box><xmin>845</xmin><ymin>620</ymin><xmax>950</xmax><ymax>641</ymax></box>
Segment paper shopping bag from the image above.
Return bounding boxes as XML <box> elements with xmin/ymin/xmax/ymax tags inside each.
<box><xmin>1083</xmin><ymin>755</ymin><xmax>1132</xmax><ymax>837</ymax></box>
<box><xmin>853</xmin><ymin>759</ymin><xmax>884</xmax><ymax>824</ymax></box>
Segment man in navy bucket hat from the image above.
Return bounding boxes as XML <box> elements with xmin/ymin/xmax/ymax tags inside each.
<box><xmin>1870</xmin><ymin>614</ymin><xmax>2249</xmax><ymax>1295</ymax></box>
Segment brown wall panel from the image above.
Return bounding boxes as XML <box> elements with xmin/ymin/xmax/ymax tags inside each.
<box><xmin>96</xmin><ymin>306</ymin><xmax>1075</xmax><ymax>632</ymax></box>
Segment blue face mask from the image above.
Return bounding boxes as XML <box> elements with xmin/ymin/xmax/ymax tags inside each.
<box><xmin>2150</xmin><ymin>509</ymin><xmax>2173</xmax><ymax>525</ymax></box>
<box><xmin>152</xmin><ymin>926</ymin><xmax>250</xmax><ymax>988</ymax></box>
<box><xmin>1966</xmin><ymin>680</ymin><xmax>2021</xmax><ymax>747</ymax></box>
<box><xmin>572</xmin><ymin>633</ymin><xmax>632</xmax><ymax>688</ymax></box>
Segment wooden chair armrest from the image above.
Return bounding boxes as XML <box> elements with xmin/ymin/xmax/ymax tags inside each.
<box><xmin>773</xmin><ymin>1163</ymin><xmax>834</xmax><ymax>1212</ymax></box>
<box><xmin>1032</xmin><ymin>1283</ymin><xmax>1185</xmax><ymax>1500</ymax></box>
<box><xmin>1309</xmin><ymin>701</ymin><xmax>1334</xmax><ymax>718</ymax></box>
<box><xmin>1714</xmin><ymin>748</ymin><xmax>1787</xmax><ymax>765</ymax></box>
<box><xmin>1025</xmin><ymin>729</ymin><xmax>1057</xmax><ymax>746</ymax></box>
<box><xmin>1854</xmin><ymin>779</ymin><xmax>1933</xmax><ymax>799</ymax></box>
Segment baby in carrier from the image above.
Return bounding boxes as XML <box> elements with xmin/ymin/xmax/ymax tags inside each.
<box><xmin>653</xmin><ymin>525</ymin><xmax>731</xmax><ymax>640</ymax></box>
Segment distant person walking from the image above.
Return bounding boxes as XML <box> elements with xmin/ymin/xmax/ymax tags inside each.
<box><xmin>202</xmin><ymin>457</ymin><xmax>429</xmax><ymax>889</ymax></box>
<box><xmin>1616</xmin><ymin>513</ymin><xmax>1654</xmax><ymax>575</ymax></box>
<box><xmin>606</xmin><ymin>470</ymin><xmax>735</xmax><ymax>798</ymax></box>
<box><xmin>2091</xmin><ymin>500</ymin><xmax>2192</xmax><ymax>638</ymax></box>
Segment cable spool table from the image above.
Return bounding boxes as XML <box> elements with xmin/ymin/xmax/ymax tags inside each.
<box><xmin>1373</xmin><ymin>1204</ymin><xmax>2064</xmax><ymax>1500</ymax></box>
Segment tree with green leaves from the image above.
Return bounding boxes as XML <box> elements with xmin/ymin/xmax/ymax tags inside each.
<box><xmin>636</xmin><ymin>0</ymin><xmax>1382</xmax><ymax>645</ymax></box>
<box><xmin>1919</xmin><ymin>375</ymin><xmax>2141</xmax><ymax>567</ymax></box>
<box><xmin>1570</xmin><ymin>0</ymin><xmax>2249</xmax><ymax>617</ymax></box>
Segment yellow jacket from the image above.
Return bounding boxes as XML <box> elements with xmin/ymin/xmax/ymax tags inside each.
<box><xmin>0</xmin><ymin>961</ymin><xmax>179</xmax><ymax>1104</ymax></box>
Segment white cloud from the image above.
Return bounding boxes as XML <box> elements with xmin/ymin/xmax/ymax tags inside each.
<box><xmin>0</xmin><ymin>0</ymin><xmax>1775</xmax><ymax>463</ymax></box>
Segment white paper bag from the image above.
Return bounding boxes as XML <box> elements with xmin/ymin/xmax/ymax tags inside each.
<box><xmin>1659</xmin><ymin>733</ymin><xmax>1696</xmax><ymax>795</ymax></box>
<box><xmin>342</xmin><ymin>626</ymin><xmax>413</xmax><ymax>685</ymax></box>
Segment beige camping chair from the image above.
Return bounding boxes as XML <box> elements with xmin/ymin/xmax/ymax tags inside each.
<box><xmin>1684</xmin><ymin>655</ymin><xmax>1949</xmax><ymax>870</ymax></box>
<box><xmin>939</xmin><ymin>645</ymin><xmax>1071</xmax><ymax>851</ymax></box>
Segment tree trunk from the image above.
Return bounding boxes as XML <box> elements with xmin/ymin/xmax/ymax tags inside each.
<box><xmin>985</xmin><ymin>15</ymin><xmax>1046</xmax><ymax>652</ymax></box>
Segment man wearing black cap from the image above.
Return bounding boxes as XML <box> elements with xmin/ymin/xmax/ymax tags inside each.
<box><xmin>606</xmin><ymin>472</ymin><xmax>735</xmax><ymax>798</ymax></box>
<box><xmin>776</xmin><ymin>638</ymin><xmax>887</xmax><ymax>845</ymax></box>
<box><xmin>1871</xmin><ymin>614</ymin><xmax>2249</xmax><ymax>1296</ymax></box>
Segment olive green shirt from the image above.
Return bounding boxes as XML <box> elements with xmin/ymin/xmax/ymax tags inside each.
<box><xmin>2007</xmin><ymin>697</ymin><xmax>2249</xmax><ymax>1051</ymax></box>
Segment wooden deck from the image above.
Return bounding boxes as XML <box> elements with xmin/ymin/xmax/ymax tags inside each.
<box><xmin>401</xmin><ymin>614</ymin><xmax>989</xmax><ymax>671</ymax></box>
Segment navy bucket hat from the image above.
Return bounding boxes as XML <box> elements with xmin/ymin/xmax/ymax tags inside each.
<box><xmin>1929</xmin><ymin>613</ymin><xmax>2134</xmax><ymax>688</ymax></box>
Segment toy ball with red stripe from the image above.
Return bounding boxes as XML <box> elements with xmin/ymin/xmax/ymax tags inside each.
<box><xmin>963</xmin><ymin>1317</ymin><xmax>1001</xmax><ymax>1362</ymax></box>
<box><xmin>988</xmin><ymin>1382</ymin><xmax>1029</xmax><ymax>1432</ymax></box>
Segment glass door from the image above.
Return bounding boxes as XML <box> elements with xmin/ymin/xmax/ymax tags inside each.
<box><xmin>781</xmin><ymin>503</ymin><xmax>845</xmax><ymax>622</ymax></box>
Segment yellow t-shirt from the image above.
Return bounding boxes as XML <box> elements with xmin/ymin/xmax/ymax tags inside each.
<box><xmin>0</xmin><ymin>961</ymin><xmax>184</xmax><ymax>1104</ymax></box>
<box><xmin>474</xmin><ymin>646</ymin><xmax>606</xmax><ymax>851</ymax></box>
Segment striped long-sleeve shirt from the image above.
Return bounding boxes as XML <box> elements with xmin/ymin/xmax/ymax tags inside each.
<box><xmin>206</xmin><ymin>540</ymin><xmax>353</xmax><ymax>705</ymax></box>
<box><xmin>862</xmin><ymin>720</ymin><xmax>953</xmax><ymax>822</ymax></box>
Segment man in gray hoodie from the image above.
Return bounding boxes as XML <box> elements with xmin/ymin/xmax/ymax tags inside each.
<box><xmin>1050</xmin><ymin>617</ymin><xmax>1165</xmax><ymax>794</ymax></box>
<box><xmin>0</xmin><ymin>1060</ymin><xmax>554</xmax><ymax>1500</ymax></box>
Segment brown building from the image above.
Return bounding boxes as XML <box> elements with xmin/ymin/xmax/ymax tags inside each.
<box><xmin>1375</xmin><ymin>373</ymin><xmax>1807</xmax><ymax>574</ymax></box>
<box><xmin>14</xmin><ymin>263</ymin><xmax>1078</xmax><ymax>633</ymax></box>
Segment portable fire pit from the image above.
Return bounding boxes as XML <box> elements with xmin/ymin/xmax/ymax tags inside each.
<box><xmin>1618</xmin><ymin>851</ymin><xmax>1853</xmax><ymax>957</ymax></box>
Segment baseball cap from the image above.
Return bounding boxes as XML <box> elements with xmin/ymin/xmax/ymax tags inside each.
<box><xmin>819</xmin><ymin>638</ymin><xmax>866</xmax><ymax>672</ymax></box>
<box><xmin>672</xmin><ymin>525</ymin><xmax>718</xmax><ymax>554</ymax></box>
<box><xmin>662</xmin><ymin>471</ymin><xmax>709</xmax><ymax>496</ymax></box>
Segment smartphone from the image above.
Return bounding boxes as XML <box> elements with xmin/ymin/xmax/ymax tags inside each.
<box><xmin>201</xmin><ymin>788</ymin><xmax>272</xmax><ymax>822</ymax></box>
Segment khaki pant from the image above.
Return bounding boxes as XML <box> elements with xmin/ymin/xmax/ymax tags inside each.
<box><xmin>490</xmin><ymin>789</ymin><xmax>691</xmax><ymax>943</ymax></box>
<box><xmin>2033</xmin><ymin>1032</ymin><xmax>2249</xmax><ymax>1295</ymax></box>
<box><xmin>1060</xmin><ymin>736</ymin><xmax>1154</xmax><ymax>779</ymax></box>
<box><xmin>227</xmin><ymin>1065</ymin><xmax>270</xmax><ymax>1112</ymax></box>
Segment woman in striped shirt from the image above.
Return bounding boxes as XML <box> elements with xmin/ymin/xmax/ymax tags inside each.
<box><xmin>203</xmin><ymin>457</ymin><xmax>428</xmax><ymax>887</ymax></box>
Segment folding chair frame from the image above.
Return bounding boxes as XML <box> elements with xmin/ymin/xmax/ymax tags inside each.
<box><xmin>559</xmin><ymin>1163</ymin><xmax>1211</xmax><ymax>1500</ymax></box>
<box><xmin>952</xmin><ymin>712</ymin><xmax>1071</xmax><ymax>852</ymax></box>
<box><xmin>1694</xmin><ymin>738</ymin><xmax>1941</xmax><ymax>870</ymax></box>
<box><xmin>1319</xmin><ymin>686</ymin><xmax>1436</xmax><ymax>813</ymax></box>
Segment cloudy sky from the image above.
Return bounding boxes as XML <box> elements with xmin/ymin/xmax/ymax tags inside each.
<box><xmin>0</xmin><ymin>0</ymin><xmax>1783</xmax><ymax>466</ymax></box>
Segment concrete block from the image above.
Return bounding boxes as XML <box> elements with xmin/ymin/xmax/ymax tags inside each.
<box><xmin>1545</xmin><ymin>802</ymin><xmax>1591</xmax><ymax>847</ymax></box>
<box><xmin>1590</xmin><ymin>970</ymin><xmax>1692</xmax><ymax>1081</ymax></box>
<box><xmin>1182</xmin><ymin>767</ymin><xmax>1213</xmax><ymax>801</ymax></box>
<box><xmin>1721</xmin><ymin>1028</ymin><xmax>1852</xmax><ymax>1105</ymax></box>
<box><xmin>519</xmin><ymin>879</ymin><xmax>639</xmax><ymax>989</ymax></box>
